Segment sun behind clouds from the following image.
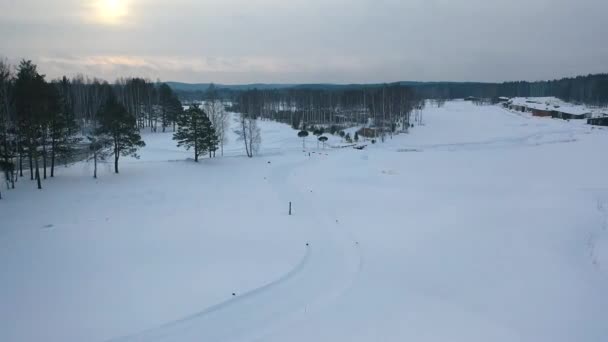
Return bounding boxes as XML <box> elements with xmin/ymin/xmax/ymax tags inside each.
<box><xmin>94</xmin><ymin>0</ymin><xmax>129</xmax><ymax>25</ymax></box>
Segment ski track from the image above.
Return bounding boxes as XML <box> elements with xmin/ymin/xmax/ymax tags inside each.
<box><xmin>103</xmin><ymin>151</ymin><xmax>363</xmax><ymax>342</ymax></box>
<box><xmin>104</xmin><ymin>244</ymin><xmax>311</xmax><ymax>342</ymax></box>
<box><xmin>397</xmin><ymin>128</ymin><xmax>582</xmax><ymax>152</ymax></box>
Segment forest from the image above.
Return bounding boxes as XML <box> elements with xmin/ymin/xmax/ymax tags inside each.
<box><xmin>0</xmin><ymin>59</ymin><xmax>264</xmax><ymax>199</ymax></box>
<box><xmin>234</xmin><ymin>85</ymin><xmax>423</xmax><ymax>141</ymax></box>
<box><xmin>413</xmin><ymin>74</ymin><xmax>608</xmax><ymax>105</ymax></box>
<box><xmin>176</xmin><ymin>74</ymin><xmax>608</xmax><ymax>107</ymax></box>
<box><xmin>0</xmin><ymin>59</ymin><xmax>185</xmax><ymax>196</ymax></box>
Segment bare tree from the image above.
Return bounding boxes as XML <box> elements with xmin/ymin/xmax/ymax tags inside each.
<box><xmin>87</xmin><ymin>135</ymin><xmax>110</xmax><ymax>179</ymax></box>
<box><xmin>234</xmin><ymin>113</ymin><xmax>261</xmax><ymax>158</ymax></box>
<box><xmin>204</xmin><ymin>100</ymin><xmax>229</xmax><ymax>157</ymax></box>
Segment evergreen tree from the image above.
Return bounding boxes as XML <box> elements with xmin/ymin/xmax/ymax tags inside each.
<box><xmin>0</xmin><ymin>115</ymin><xmax>16</xmax><ymax>198</ymax></box>
<box><xmin>48</xmin><ymin>79</ymin><xmax>81</xmax><ymax>177</ymax></box>
<box><xmin>14</xmin><ymin>60</ymin><xmax>47</xmax><ymax>189</ymax></box>
<box><xmin>96</xmin><ymin>94</ymin><xmax>145</xmax><ymax>174</ymax></box>
<box><xmin>0</xmin><ymin>59</ymin><xmax>14</xmax><ymax>193</ymax></box>
<box><xmin>206</xmin><ymin>120</ymin><xmax>220</xmax><ymax>158</ymax></box>
<box><xmin>158</xmin><ymin>83</ymin><xmax>181</xmax><ymax>132</ymax></box>
<box><xmin>174</xmin><ymin>104</ymin><xmax>216</xmax><ymax>162</ymax></box>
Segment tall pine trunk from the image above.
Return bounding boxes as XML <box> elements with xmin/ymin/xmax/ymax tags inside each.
<box><xmin>51</xmin><ymin>138</ymin><xmax>56</xmax><ymax>178</ymax></box>
<box><xmin>28</xmin><ymin>144</ymin><xmax>33</xmax><ymax>180</ymax></box>
<box><xmin>42</xmin><ymin>140</ymin><xmax>47</xmax><ymax>179</ymax></box>
<box><xmin>114</xmin><ymin>137</ymin><xmax>119</xmax><ymax>174</ymax></box>
<box><xmin>34</xmin><ymin>149</ymin><xmax>41</xmax><ymax>189</ymax></box>
<box><xmin>114</xmin><ymin>150</ymin><xmax>119</xmax><ymax>174</ymax></box>
<box><xmin>193</xmin><ymin>113</ymin><xmax>198</xmax><ymax>162</ymax></box>
<box><xmin>93</xmin><ymin>151</ymin><xmax>97</xmax><ymax>179</ymax></box>
<box><xmin>19</xmin><ymin>151</ymin><xmax>23</xmax><ymax>177</ymax></box>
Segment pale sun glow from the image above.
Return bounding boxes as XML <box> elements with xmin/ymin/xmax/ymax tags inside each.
<box><xmin>94</xmin><ymin>0</ymin><xmax>128</xmax><ymax>25</ymax></box>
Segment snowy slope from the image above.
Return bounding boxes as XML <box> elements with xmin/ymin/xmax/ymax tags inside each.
<box><xmin>1</xmin><ymin>101</ymin><xmax>608</xmax><ymax>342</ymax></box>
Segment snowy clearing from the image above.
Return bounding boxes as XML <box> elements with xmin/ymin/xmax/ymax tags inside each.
<box><xmin>1</xmin><ymin>101</ymin><xmax>608</xmax><ymax>342</ymax></box>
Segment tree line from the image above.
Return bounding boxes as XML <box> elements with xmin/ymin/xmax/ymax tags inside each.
<box><xmin>233</xmin><ymin>84</ymin><xmax>422</xmax><ymax>143</ymax></box>
<box><xmin>176</xmin><ymin>74</ymin><xmax>608</xmax><ymax>108</ymax></box>
<box><xmin>0</xmin><ymin>59</ymin><xmax>233</xmax><ymax>199</ymax></box>
<box><xmin>414</xmin><ymin>74</ymin><xmax>608</xmax><ymax>106</ymax></box>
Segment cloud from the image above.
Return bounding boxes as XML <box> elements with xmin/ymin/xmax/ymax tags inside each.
<box><xmin>34</xmin><ymin>54</ymin><xmax>377</xmax><ymax>83</ymax></box>
<box><xmin>1</xmin><ymin>0</ymin><xmax>607</xmax><ymax>83</ymax></box>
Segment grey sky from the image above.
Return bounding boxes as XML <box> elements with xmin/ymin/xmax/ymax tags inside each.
<box><xmin>1</xmin><ymin>0</ymin><xmax>607</xmax><ymax>83</ymax></box>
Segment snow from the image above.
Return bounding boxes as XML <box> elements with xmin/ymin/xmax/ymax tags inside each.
<box><xmin>508</xmin><ymin>96</ymin><xmax>592</xmax><ymax>116</ymax></box>
<box><xmin>2</xmin><ymin>101</ymin><xmax>608</xmax><ymax>342</ymax></box>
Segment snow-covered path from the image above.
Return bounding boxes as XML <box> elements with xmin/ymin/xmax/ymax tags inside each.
<box><xmin>2</xmin><ymin>101</ymin><xmax>608</xmax><ymax>342</ymax></box>
<box><xmin>106</xmin><ymin>156</ymin><xmax>363</xmax><ymax>342</ymax></box>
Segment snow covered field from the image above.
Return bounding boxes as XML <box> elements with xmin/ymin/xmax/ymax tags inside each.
<box><xmin>1</xmin><ymin>101</ymin><xmax>608</xmax><ymax>342</ymax></box>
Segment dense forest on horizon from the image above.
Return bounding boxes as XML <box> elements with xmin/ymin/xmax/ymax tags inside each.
<box><xmin>173</xmin><ymin>74</ymin><xmax>608</xmax><ymax>107</ymax></box>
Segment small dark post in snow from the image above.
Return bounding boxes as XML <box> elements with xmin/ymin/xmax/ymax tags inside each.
<box><xmin>289</xmin><ymin>202</ymin><xmax>292</xmax><ymax>215</ymax></box>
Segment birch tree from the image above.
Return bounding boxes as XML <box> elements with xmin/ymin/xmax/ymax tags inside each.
<box><xmin>204</xmin><ymin>100</ymin><xmax>229</xmax><ymax>156</ymax></box>
<box><xmin>234</xmin><ymin>113</ymin><xmax>260</xmax><ymax>158</ymax></box>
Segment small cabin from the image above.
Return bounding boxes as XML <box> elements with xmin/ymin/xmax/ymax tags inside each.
<box><xmin>552</xmin><ymin>110</ymin><xmax>591</xmax><ymax>120</ymax></box>
<box><xmin>532</xmin><ymin>109</ymin><xmax>553</xmax><ymax>117</ymax></box>
<box><xmin>588</xmin><ymin>116</ymin><xmax>608</xmax><ymax>126</ymax></box>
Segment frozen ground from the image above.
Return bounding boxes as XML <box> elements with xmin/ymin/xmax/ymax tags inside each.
<box><xmin>1</xmin><ymin>101</ymin><xmax>607</xmax><ymax>342</ymax></box>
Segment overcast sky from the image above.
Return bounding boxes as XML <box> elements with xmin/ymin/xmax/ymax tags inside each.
<box><xmin>1</xmin><ymin>0</ymin><xmax>607</xmax><ymax>84</ymax></box>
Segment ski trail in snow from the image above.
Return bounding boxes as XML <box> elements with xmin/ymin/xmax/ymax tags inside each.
<box><xmin>105</xmin><ymin>244</ymin><xmax>312</xmax><ymax>342</ymax></box>
<box><xmin>103</xmin><ymin>153</ymin><xmax>362</xmax><ymax>342</ymax></box>
<box><xmin>243</xmin><ymin>153</ymin><xmax>364</xmax><ymax>342</ymax></box>
<box><xmin>398</xmin><ymin>128</ymin><xmax>583</xmax><ymax>152</ymax></box>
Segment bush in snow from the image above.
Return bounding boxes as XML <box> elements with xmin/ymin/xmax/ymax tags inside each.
<box><xmin>298</xmin><ymin>130</ymin><xmax>309</xmax><ymax>149</ymax></box>
<box><xmin>345</xmin><ymin>133</ymin><xmax>353</xmax><ymax>143</ymax></box>
<box><xmin>318</xmin><ymin>136</ymin><xmax>328</xmax><ymax>149</ymax></box>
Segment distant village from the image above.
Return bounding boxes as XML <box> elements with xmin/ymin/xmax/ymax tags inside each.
<box><xmin>465</xmin><ymin>96</ymin><xmax>608</xmax><ymax>126</ymax></box>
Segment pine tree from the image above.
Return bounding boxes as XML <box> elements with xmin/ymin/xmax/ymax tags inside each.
<box><xmin>96</xmin><ymin>94</ymin><xmax>145</xmax><ymax>174</ymax></box>
<box><xmin>14</xmin><ymin>60</ymin><xmax>47</xmax><ymax>189</ymax></box>
<box><xmin>174</xmin><ymin>104</ymin><xmax>215</xmax><ymax>162</ymax></box>
<box><xmin>0</xmin><ymin>59</ymin><xmax>15</xmax><ymax>195</ymax></box>
<box><xmin>158</xmin><ymin>83</ymin><xmax>181</xmax><ymax>132</ymax></box>
<box><xmin>0</xmin><ymin>115</ymin><xmax>16</xmax><ymax>198</ymax></box>
<box><xmin>206</xmin><ymin>119</ymin><xmax>219</xmax><ymax>158</ymax></box>
<box><xmin>48</xmin><ymin>79</ymin><xmax>81</xmax><ymax>177</ymax></box>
